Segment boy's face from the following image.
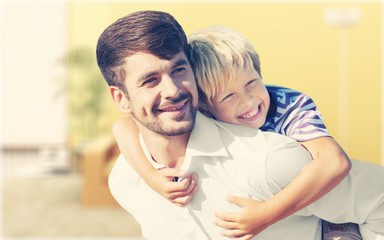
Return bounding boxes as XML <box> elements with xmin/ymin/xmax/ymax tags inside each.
<box><xmin>210</xmin><ymin>68</ymin><xmax>270</xmax><ymax>129</ymax></box>
<box><xmin>112</xmin><ymin>51</ymin><xmax>199</xmax><ymax>136</ymax></box>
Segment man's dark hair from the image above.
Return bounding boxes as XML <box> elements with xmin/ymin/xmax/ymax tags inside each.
<box><xmin>96</xmin><ymin>10</ymin><xmax>189</xmax><ymax>94</ymax></box>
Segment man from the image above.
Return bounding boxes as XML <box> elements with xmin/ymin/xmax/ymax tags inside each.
<box><xmin>96</xmin><ymin>10</ymin><xmax>384</xmax><ymax>240</ymax></box>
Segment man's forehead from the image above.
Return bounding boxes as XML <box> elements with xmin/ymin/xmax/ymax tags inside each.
<box><xmin>123</xmin><ymin>51</ymin><xmax>189</xmax><ymax>84</ymax></box>
<box><xmin>124</xmin><ymin>51</ymin><xmax>188</xmax><ymax>69</ymax></box>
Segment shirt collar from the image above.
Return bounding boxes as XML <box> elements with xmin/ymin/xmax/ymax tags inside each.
<box><xmin>186</xmin><ymin>112</ymin><xmax>229</xmax><ymax>158</ymax></box>
<box><xmin>139</xmin><ymin>134</ymin><xmax>167</xmax><ymax>169</ymax></box>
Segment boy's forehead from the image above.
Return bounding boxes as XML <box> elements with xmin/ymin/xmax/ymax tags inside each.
<box><xmin>218</xmin><ymin>66</ymin><xmax>260</xmax><ymax>89</ymax></box>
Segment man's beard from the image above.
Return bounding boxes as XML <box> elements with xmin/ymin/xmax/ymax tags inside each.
<box><xmin>131</xmin><ymin>93</ymin><xmax>198</xmax><ymax>136</ymax></box>
<box><xmin>139</xmin><ymin>108</ymin><xmax>197</xmax><ymax>136</ymax></box>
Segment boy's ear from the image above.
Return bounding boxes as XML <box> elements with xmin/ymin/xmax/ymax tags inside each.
<box><xmin>109</xmin><ymin>86</ymin><xmax>131</xmax><ymax>114</ymax></box>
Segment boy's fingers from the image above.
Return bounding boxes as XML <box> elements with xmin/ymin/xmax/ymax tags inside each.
<box><xmin>169</xmin><ymin>174</ymin><xmax>198</xmax><ymax>193</ymax></box>
<box><xmin>215</xmin><ymin>211</ymin><xmax>237</xmax><ymax>222</ymax></box>
<box><xmin>162</xmin><ymin>177</ymin><xmax>192</xmax><ymax>197</ymax></box>
<box><xmin>159</xmin><ymin>167</ymin><xmax>188</xmax><ymax>178</ymax></box>
<box><xmin>172</xmin><ymin>184</ymin><xmax>199</xmax><ymax>206</ymax></box>
<box><xmin>170</xmin><ymin>175</ymin><xmax>198</xmax><ymax>197</ymax></box>
<box><xmin>184</xmin><ymin>174</ymin><xmax>197</xmax><ymax>191</ymax></box>
<box><xmin>221</xmin><ymin>229</ymin><xmax>243</xmax><ymax>238</ymax></box>
<box><xmin>221</xmin><ymin>229</ymin><xmax>250</xmax><ymax>239</ymax></box>
<box><xmin>226</xmin><ymin>195</ymin><xmax>247</xmax><ymax>207</ymax></box>
<box><xmin>214</xmin><ymin>217</ymin><xmax>238</xmax><ymax>229</ymax></box>
<box><xmin>170</xmin><ymin>176</ymin><xmax>191</xmax><ymax>192</ymax></box>
<box><xmin>238</xmin><ymin>234</ymin><xmax>254</xmax><ymax>240</ymax></box>
<box><xmin>163</xmin><ymin>180</ymin><xmax>190</xmax><ymax>195</ymax></box>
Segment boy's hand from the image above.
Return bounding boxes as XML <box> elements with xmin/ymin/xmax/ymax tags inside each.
<box><xmin>214</xmin><ymin>196</ymin><xmax>272</xmax><ymax>239</ymax></box>
<box><xmin>147</xmin><ymin>168</ymin><xmax>198</xmax><ymax>207</ymax></box>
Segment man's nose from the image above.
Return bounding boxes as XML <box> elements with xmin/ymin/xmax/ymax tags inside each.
<box><xmin>161</xmin><ymin>75</ymin><xmax>182</xmax><ymax>98</ymax></box>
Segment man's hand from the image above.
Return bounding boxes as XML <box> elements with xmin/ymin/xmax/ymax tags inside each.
<box><xmin>147</xmin><ymin>168</ymin><xmax>198</xmax><ymax>206</ymax></box>
<box><xmin>214</xmin><ymin>196</ymin><xmax>272</xmax><ymax>239</ymax></box>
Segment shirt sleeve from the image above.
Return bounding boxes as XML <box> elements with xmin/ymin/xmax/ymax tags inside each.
<box><xmin>296</xmin><ymin>160</ymin><xmax>384</xmax><ymax>235</ymax></box>
<box><xmin>264</xmin><ymin>135</ymin><xmax>312</xmax><ymax>193</ymax></box>
<box><xmin>263</xmin><ymin>136</ymin><xmax>384</xmax><ymax>235</ymax></box>
<box><xmin>282</xmin><ymin>93</ymin><xmax>330</xmax><ymax>142</ymax></box>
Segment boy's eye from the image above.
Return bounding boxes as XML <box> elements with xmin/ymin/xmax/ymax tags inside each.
<box><xmin>221</xmin><ymin>93</ymin><xmax>234</xmax><ymax>102</ymax></box>
<box><xmin>246</xmin><ymin>79</ymin><xmax>256</xmax><ymax>87</ymax></box>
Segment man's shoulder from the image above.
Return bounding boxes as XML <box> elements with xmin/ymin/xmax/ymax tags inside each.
<box><xmin>198</xmin><ymin>113</ymin><xmax>259</xmax><ymax>137</ymax></box>
<box><xmin>108</xmin><ymin>154</ymin><xmax>141</xmax><ymax>191</ymax></box>
<box><xmin>200</xmin><ymin>114</ymin><xmax>293</xmax><ymax>145</ymax></box>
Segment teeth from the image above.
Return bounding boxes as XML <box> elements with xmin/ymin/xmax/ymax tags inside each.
<box><xmin>161</xmin><ymin>100</ymin><xmax>186</xmax><ymax>112</ymax></box>
<box><xmin>165</xmin><ymin>106</ymin><xmax>182</xmax><ymax>111</ymax></box>
<box><xmin>240</xmin><ymin>108</ymin><xmax>258</xmax><ymax>119</ymax></box>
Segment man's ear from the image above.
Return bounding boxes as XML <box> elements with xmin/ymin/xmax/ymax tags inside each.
<box><xmin>109</xmin><ymin>86</ymin><xmax>131</xmax><ymax>114</ymax></box>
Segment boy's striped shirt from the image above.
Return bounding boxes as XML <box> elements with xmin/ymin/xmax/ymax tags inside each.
<box><xmin>261</xmin><ymin>85</ymin><xmax>330</xmax><ymax>141</ymax></box>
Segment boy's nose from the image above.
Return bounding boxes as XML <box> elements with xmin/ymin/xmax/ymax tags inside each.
<box><xmin>239</xmin><ymin>93</ymin><xmax>254</xmax><ymax>108</ymax></box>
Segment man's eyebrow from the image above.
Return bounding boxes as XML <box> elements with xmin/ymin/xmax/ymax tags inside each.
<box><xmin>137</xmin><ymin>71</ymin><xmax>157</xmax><ymax>85</ymax></box>
<box><xmin>136</xmin><ymin>58</ymin><xmax>189</xmax><ymax>85</ymax></box>
<box><xmin>172</xmin><ymin>59</ymin><xmax>189</xmax><ymax>68</ymax></box>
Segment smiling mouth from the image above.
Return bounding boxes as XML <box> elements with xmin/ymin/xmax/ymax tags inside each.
<box><xmin>239</xmin><ymin>105</ymin><xmax>261</xmax><ymax>119</ymax></box>
<box><xmin>158</xmin><ymin>99</ymin><xmax>188</xmax><ymax>112</ymax></box>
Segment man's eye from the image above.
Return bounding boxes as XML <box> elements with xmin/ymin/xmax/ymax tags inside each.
<box><xmin>172</xmin><ymin>67</ymin><xmax>186</xmax><ymax>74</ymax></box>
<box><xmin>142</xmin><ymin>78</ymin><xmax>157</xmax><ymax>86</ymax></box>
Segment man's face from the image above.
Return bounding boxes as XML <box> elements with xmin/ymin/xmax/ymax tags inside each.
<box><xmin>122</xmin><ymin>51</ymin><xmax>198</xmax><ymax>136</ymax></box>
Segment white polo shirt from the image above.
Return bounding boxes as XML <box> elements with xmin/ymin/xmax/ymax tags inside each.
<box><xmin>109</xmin><ymin>112</ymin><xmax>384</xmax><ymax>239</ymax></box>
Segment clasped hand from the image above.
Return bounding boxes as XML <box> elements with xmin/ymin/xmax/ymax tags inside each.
<box><xmin>214</xmin><ymin>196</ymin><xmax>272</xmax><ymax>240</ymax></box>
<box><xmin>148</xmin><ymin>169</ymin><xmax>270</xmax><ymax>238</ymax></box>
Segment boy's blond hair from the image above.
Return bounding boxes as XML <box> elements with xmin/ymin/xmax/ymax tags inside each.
<box><xmin>188</xmin><ymin>26</ymin><xmax>261</xmax><ymax>117</ymax></box>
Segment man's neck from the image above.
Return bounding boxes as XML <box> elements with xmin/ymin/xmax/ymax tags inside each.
<box><xmin>139</xmin><ymin>127</ymin><xmax>190</xmax><ymax>169</ymax></box>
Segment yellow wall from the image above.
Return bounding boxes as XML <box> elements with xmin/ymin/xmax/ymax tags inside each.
<box><xmin>69</xmin><ymin>2</ymin><xmax>382</xmax><ymax>164</ymax></box>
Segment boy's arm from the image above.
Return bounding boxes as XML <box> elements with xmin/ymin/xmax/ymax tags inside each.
<box><xmin>214</xmin><ymin>136</ymin><xmax>351</xmax><ymax>238</ymax></box>
<box><xmin>112</xmin><ymin>115</ymin><xmax>198</xmax><ymax>206</ymax></box>
<box><xmin>301</xmin><ymin>159</ymin><xmax>384</xmax><ymax>235</ymax></box>
<box><xmin>265</xmin><ymin>136</ymin><xmax>351</xmax><ymax>221</ymax></box>
<box><xmin>295</xmin><ymin>136</ymin><xmax>351</xmax><ymax>205</ymax></box>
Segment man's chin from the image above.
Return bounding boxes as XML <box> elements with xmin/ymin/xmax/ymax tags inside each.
<box><xmin>160</xmin><ymin>121</ymin><xmax>195</xmax><ymax>136</ymax></box>
<box><xmin>140</xmin><ymin>106</ymin><xmax>197</xmax><ymax>136</ymax></box>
